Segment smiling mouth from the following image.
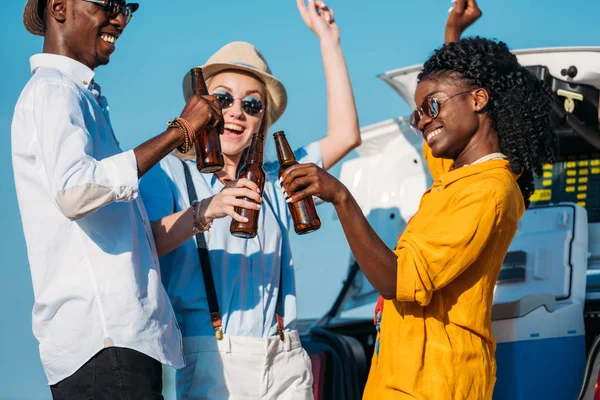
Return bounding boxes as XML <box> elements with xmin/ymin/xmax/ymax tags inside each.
<box><xmin>425</xmin><ymin>127</ymin><xmax>442</xmax><ymax>142</ymax></box>
<box><xmin>100</xmin><ymin>34</ymin><xmax>117</xmax><ymax>46</ymax></box>
<box><xmin>224</xmin><ymin>123</ymin><xmax>244</xmax><ymax>133</ymax></box>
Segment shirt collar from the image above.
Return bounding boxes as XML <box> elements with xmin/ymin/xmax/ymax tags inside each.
<box><xmin>436</xmin><ymin>159</ymin><xmax>514</xmax><ymax>188</ymax></box>
<box><xmin>30</xmin><ymin>53</ymin><xmax>96</xmax><ymax>90</ymax></box>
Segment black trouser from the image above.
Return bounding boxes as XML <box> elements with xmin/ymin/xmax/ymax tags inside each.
<box><xmin>50</xmin><ymin>347</ymin><xmax>163</xmax><ymax>400</ymax></box>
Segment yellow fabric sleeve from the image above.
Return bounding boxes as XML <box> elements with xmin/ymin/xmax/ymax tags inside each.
<box><xmin>395</xmin><ymin>181</ymin><xmax>500</xmax><ymax>305</ymax></box>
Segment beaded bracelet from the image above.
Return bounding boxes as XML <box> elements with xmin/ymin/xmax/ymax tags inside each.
<box><xmin>191</xmin><ymin>200</ymin><xmax>212</xmax><ymax>232</ymax></box>
<box><xmin>167</xmin><ymin>118</ymin><xmax>192</xmax><ymax>154</ymax></box>
<box><xmin>177</xmin><ymin>118</ymin><xmax>197</xmax><ymax>143</ymax></box>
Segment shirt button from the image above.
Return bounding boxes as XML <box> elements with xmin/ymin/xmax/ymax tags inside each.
<box><xmin>83</xmin><ymin>80</ymin><xmax>88</xmax><ymax>85</ymax></box>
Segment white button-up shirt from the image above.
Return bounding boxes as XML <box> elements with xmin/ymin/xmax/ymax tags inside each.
<box><xmin>11</xmin><ymin>54</ymin><xmax>183</xmax><ymax>385</ymax></box>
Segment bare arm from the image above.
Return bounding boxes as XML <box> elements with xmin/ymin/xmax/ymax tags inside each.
<box><xmin>151</xmin><ymin>206</ymin><xmax>197</xmax><ymax>257</ymax></box>
<box><xmin>134</xmin><ymin>128</ymin><xmax>187</xmax><ymax>179</ymax></box>
<box><xmin>445</xmin><ymin>0</ymin><xmax>482</xmax><ymax>44</ymax></box>
<box><xmin>150</xmin><ymin>179</ymin><xmax>262</xmax><ymax>257</ymax></box>
<box><xmin>281</xmin><ymin>163</ymin><xmax>398</xmax><ymax>298</ymax></box>
<box><xmin>297</xmin><ymin>0</ymin><xmax>361</xmax><ymax>170</ymax></box>
<box><xmin>134</xmin><ymin>94</ymin><xmax>222</xmax><ymax>178</ymax></box>
<box><xmin>333</xmin><ymin>187</ymin><xmax>399</xmax><ymax>299</ymax></box>
<box><xmin>281</xmin><ymin>163</ymin><xmax>500</xmax><ymax>302</ymax></box>
<box><xmin>33</xmin><ymin>84</ymin><xmax>218</xmax><ymax>220</ymax></box>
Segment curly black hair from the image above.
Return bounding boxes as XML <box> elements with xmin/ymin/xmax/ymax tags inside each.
<box><xmin>418</xmin><ymin>37</ymin><xmax>556</xmax><ymax>207</ymax></box>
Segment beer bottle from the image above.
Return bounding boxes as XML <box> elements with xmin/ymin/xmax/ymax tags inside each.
<box><xmin>230</xmin><ymin>132</ymin><xmax>266</xmax><ymax>239</ymax></box>
<box><xmin>274</xmin><ymin>131</ymin><xmax>321</xmax><ymax>235</ymax></box>
<box><xmin>189</xmin><ymin>67</ymin><xmax>225</xmax><ymax>173</ymax></box>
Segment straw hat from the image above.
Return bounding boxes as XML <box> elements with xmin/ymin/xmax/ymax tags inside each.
<box><xmin>183</xmin><ymin>41</ymin><xmax>287</xmax><ymax>128</ymax></box>
<box><xmin>23</xmin><ymin>0</ymin><xmax>45</xmax><ymax>36</ymax></box>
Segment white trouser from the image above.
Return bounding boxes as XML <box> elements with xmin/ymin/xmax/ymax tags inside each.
<box><xmin>177</xmin><ymin>331</ymin><xmax>314</xmax><ymax>400</ymax></box>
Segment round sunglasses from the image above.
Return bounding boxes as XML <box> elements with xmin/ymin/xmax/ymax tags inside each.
<box><xmin>213</xmin><ymin>89</ymin><xmax>264</xmax><ymax>117</ymax></box>
<box><xmin>410</xmin><ymin>90</ymin><xmax>473</xmax><ymax>135</ymax></box>
<box><xmin>82</xmin><ymin>0</ymin><xmax>139</xmax><ymax>25</ymax></box>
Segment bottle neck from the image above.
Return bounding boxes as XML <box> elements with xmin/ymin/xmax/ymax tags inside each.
<box><xmin>190</xmin><ymin>68</ymin><xmax>209</xmax><ymax>96</ymax></box>
<box><xmin>244</xmin><ymin>134</ymin><xmax>264</xmax><ymax>165</ymax></box>
<box><xmin>274</xmin><ymin>133</ymin><xmax>296</xmax><ymax>166</ymax></box>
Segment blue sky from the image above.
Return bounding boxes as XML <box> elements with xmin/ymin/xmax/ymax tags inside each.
<box><xmin>1</xmin><ymin>0</ymin><xmax>598</xmax><ymax>398</ymax></box>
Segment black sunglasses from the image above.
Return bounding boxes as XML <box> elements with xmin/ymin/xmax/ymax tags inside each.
<box><xmin>82</xmin><ymin>0</ymin><xmax>139</xmax><ymax>25</ymax></box>
<box><xmin>410</xmin><ymin>90</ymin><xmax>473</xmax><ymax>134</ymax></box>
<box><xmin>214</xmin><ymin>89</ymin><xmax>264</xmax><ymax>117</ymax></box>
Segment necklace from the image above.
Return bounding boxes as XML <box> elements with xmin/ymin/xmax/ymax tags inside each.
<box><xmin>461</xmin><ymin>152</ymin><xmax>508</xmax><ymax>167</ymax></box>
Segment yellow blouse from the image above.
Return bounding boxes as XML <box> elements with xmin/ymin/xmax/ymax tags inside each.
<box><xmin>363</xmin><ymin>153</ymin><xmax>524</xmax><ymax>399</ymax></box>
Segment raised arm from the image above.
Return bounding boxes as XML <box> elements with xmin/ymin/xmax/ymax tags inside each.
<box><xmin>297</xmin><ymin>0</ymin><xmax>361</xmax><ymax>170</ymax></box>
<box><xmin>422</xmin><ymin>0</ymin><xmax>483</xmax><ymax>177</ymax></box>
<box><xmin>445</xmin><ymin>0</ymin><xmax>482</xmax><ymax>44</ymax></box>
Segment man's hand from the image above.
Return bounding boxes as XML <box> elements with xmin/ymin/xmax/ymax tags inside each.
<box><xmin>445</xmin><ymin>0</ymin><xmax>482</xmax><ymax>44</ymax></box>
<box><xmin>133</xmin><ymin>94</ymin><xmax>222</xmax><ymax>179</ymax></box>
<box><xmin>179</xmin><ymin>94</ymin><xmax>223</xmax><ymax>141</ymax></box>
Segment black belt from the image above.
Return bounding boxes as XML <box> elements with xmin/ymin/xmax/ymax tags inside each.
<box><xmin>181</xmin><ymin>160</ymin><xmax>285</xmax><ymax>341</ymax></box>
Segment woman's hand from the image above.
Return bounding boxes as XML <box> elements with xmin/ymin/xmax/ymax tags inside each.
<box><xmin>281</xmin><ymin>163</ymin><xmax>399</xmax><ymax>300</ymax></box>
<box><xmin>297</xmin><ymin>0</ymin><xmax>340</xmax><ymax>45</ymax></box>
<box><xmin>150</xmin><ymin>179</ymin><xmax>260</xmax><ymax>257</ymax></box>
<box><xmin>280</xmin><ymin>163</ymin><xmax>348</xmax><ymax>205</ymax></box>
<box><xmin>197</xmin><ymin>178</ymin><xmax>262</xmax><ymax>225</ymax></box>
<box><xmin>445</xmin><ymin>0</ymin><xmax>482</xmax><ymax>44</ymax></box>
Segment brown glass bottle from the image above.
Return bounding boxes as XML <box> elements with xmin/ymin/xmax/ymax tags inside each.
<box><xmin>274</xmin><ymin>131</ymin><xmax>321</xmax><ymax>235</ymax></box>
<box><xmin>189</xmin><ymin>67</ymin><xmax>224</xmax><ymax>173</ymax></box>
<box><xmin>230</xmin><ymin>132</ymin><xmax>266</xmax><ymax>239</ymax></box>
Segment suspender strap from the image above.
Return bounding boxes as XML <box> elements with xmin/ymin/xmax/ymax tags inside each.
<box><xmin>263</xmin><ymin>194</ymin><xmax>286</xmax><ymax>341</ymax></box>
<box><xmin>181</xmin><ymin>160</ymin><xmax>223</xmax><ymax>340</ymax></box>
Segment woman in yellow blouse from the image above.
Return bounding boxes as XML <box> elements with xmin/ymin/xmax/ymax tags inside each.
<box><xmin>280</xmin><ymin>36</ymin><xmax>556</xmax><ymax>399</ymax></box>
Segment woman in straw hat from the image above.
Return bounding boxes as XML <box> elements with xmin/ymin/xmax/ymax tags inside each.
<box><xmin>140</xmin><ymin>0</ymin><xmax>360</xmax><ymax>398</ymax></box>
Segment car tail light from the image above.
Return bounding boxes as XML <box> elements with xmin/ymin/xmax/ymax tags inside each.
<box><xmin>594</xmin><ymin>369</ymin><xmax>600</xmax><ymax>400</ymax></box>
<box><xmin>310</xmin><ymin>352</ymin><xmax>326</xmax><ymax>400</ymax></box>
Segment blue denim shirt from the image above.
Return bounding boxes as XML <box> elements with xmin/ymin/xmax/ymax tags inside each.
<box><xmin>140</xmin><ymin>142</ymin><xmax>322</xmax><ymax>338</ymax></box>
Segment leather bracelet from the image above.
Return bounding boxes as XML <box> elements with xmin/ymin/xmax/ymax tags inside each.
<box><xmin>191</xmin><ymin>200</ymin><xmax>212</xmax><ymax>232</ymax></box>
<box><xmin>168</xmin><ymin>118</ymin><xmax>191</xmax><ymax>154</ymax></box>
<box><xmin>177</xmin><ymin>117</ymin><xmax>197</xmax><ymax>143</ymax></box>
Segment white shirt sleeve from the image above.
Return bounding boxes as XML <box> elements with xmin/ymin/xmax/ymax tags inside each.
<box><xmin>33</xmin><ymin>82</ymin><xmax>139</xmax><ymax>220</ymax></box>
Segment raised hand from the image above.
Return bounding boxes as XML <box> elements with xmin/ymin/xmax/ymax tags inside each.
<box><xmin>297</xmin><ymin>0</ymin><xmax>340</xmax><ymax>45</ymax></box>
<box><xmin>179</xmin><ymin>94</ymin><xmax>223</xmax><ymax>141</ymax></box>
<box><xmin>280</xmin><ymin>163</ymin><xmax>347</xmax><ymax>205</ymax></box>
<box><xmin>199</xmin><ymin>178</ymin><xmax>262</xmax><ymax>224</ymax></box>
<box><xmin>445</xmin><ymin>0</ymin><xmax>482</xmax><ymax>44</ymax></box>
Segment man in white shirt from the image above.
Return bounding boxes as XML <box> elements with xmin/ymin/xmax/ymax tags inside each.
<box><xmin>12</xmin><ymin>1</ymin><xmax>223</xmax><ymax>398</ymax></box>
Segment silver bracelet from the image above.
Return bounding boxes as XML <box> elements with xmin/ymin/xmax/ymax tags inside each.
<box><xmin>191</xmin><ymin>200</ymin><xmax>212</xmax><ymax>232</ymax></box>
